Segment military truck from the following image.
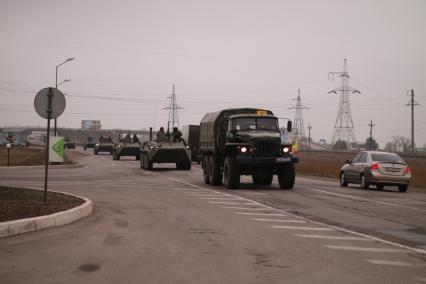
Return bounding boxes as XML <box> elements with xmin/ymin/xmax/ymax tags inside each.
<box><xmin>181</xmin><ymin>125</ymin><xmax>201</xmax><ymax>163</ymax></box>
<box><xmin>112</xmin><ymin>133</ymin><xmax>141</xmax><ymax>160</ymax></box>
<box><xmin>140</xmin><ymin>128</ymin><xmax>191</xmax><ymax>170</ymax></box>
<box><xmin>199</xmin><ymin>108</ymin><xmax>298</xmax><ymax>189</ymax></box>
<box><xmin>83</xmin><ymin>137</ymin><xmax>95</xmax><ymax>150</ymax></box>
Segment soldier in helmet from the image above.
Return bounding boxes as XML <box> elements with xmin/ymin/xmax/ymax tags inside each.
<box><xmin>157</xmin><ymin>127</ymin><xmax>168</xmax><ymax>142</ymax></box>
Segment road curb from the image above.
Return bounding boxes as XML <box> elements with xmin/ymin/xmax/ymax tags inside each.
<box><xmin>0</xmin><ymin>162</ymin><xmax>86</xmax><ymax>170</ymax></box>
<box><xmin>0</xmin><ymin>189</ymin><xmax>93</xmax><ymax>238</ymax></box>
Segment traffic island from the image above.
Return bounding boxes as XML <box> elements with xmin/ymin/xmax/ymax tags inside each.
<box><xmin>0</xmin><ymin>186</ymin><xmax>93</xmax><ymax>238</ymax></box>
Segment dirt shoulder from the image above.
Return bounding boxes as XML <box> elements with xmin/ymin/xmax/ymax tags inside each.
<box><xmin>0</xmin><ymin>186</ymin><xmax>85</xmax><ymax>222</ymax></box>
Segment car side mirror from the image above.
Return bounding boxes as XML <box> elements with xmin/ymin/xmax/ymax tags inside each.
<box><xmin>287</xmin><ymin>121</ymin><xmax>292</xmax><ymax>132</ymax></box>
<box><xmin>345</xmin><ymin>159</ymin><xmax>351</xmax><ymax>164</ymax></box>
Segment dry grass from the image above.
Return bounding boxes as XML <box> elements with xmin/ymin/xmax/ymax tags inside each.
<box><xmin>296</xmin><ymin>151</ymin><xmax>426</xmax><ymax>189</ymax></box>
<box><xmin>0</xmin><ymin>146</ymin><xmax>78</xmax><ymax>166</ymax></box>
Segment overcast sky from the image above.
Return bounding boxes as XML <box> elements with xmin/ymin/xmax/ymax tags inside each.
<box><xmin>0</xmin><ymin>0</ymin><xmax>425</xmax><ymax>147</ymax></box>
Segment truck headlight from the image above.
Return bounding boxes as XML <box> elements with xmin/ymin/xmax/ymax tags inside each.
<box><xmin>282</xmin><ymin>146</ymin><xmax>290</xmax><ymax>153</ymax></box>
<box><xmin>240</xmin><ymin>146</ymin><xmax>248</xmax><ymax>153</ymax></box>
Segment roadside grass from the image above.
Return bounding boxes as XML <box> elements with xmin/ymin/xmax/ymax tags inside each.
<box><xmin>297</xmin><ymin>151</ymin><xmax>426</xmax><ymax>190</ymax></box>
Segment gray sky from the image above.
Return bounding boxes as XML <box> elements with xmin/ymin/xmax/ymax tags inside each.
<box><xmin>0</xmin><ymin>0</ymin><xmax>425</xmax><ymax>147</ymax></box>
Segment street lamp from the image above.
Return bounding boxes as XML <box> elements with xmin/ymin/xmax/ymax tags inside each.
<box><xmin>54</xmin><ymin>57</ymin><xmax>75</xmax><ymax>136</ymax></box>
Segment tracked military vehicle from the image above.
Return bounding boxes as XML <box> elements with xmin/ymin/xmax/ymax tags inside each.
<box><xmin>200</xmin><ymin>108</ymin><xmax>298</xmax><ymax>189</ymax></box>
<box><xmin>140</xmin><ymin>129</ymin><xmax>191</xmax><ymax>170</ymax></box>
<box><xmin>112</xmin><ymin>133</ymin><xmax>141</xmax><ymax>160</ymax></box>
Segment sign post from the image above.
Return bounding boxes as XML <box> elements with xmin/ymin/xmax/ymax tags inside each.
<box><xmin>6</xmin><ymin>143</ymin><xmax>11</xmax><ymax>166</ymax></box>
<box><xmin>34</xmin><ymin>87</ymin><xmax>66</xmax><ymax>204</ymax></box>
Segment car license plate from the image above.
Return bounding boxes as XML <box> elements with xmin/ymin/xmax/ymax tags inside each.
<box><xmin>276</xmin><ymin>157</ymin><xmax>291</xmax><ymax>162</ymax></box>
<box><xmin>385</xmin><ymin>167</ymin><xmax>400</xmax><ymax>172</ymax></box>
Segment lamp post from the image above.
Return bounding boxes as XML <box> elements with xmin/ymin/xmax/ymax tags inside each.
<box><xmin>54</xmin><ymin>57</ymin><xmax>74</xmax><ymax>136</ymax></box>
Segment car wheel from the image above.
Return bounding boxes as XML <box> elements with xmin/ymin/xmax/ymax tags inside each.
<box><xmin>360</xmin><ymin>174</ymin><xmax>369</xmax><ymax>189</ymax></box>
<box><xmin>398</xmin><ymin>185</ymin><xmax>408</xmax><ymax>193</ymax></box>
<box><xmin>340</xmin><ymin>172</ymin><xmax>348</xmax><ymax>187</ymax></box>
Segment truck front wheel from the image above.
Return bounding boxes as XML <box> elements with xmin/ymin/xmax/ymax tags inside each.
<box><xmin>278</xmin><ymin>164</ymin><xmax>295</xmax><ymax>189</ymax></box>
<box><xmin>224</xmin><ymin>156</ymin><xmax>239</xmax><ymax>189</ymax></box>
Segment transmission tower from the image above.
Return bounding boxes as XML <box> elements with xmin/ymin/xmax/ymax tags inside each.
<box><xmin>328</xmin><ymin>59</ymin><xmax>361</xmax><ymax>151</ymax></box>
<box><xmin>163</xmin><ymin>84</ymin><xmax>183</xmax><ymax>129</ymax></box>
<box><xmin>288</xmin><ymin>89</ymin><xmax>309</xmax><ymax>142</ymax></box>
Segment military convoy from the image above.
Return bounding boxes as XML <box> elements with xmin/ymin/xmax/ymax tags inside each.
<box><xmin>83</xmin><ymin>137</ymin><xmax>95</xmax><ymax>150</ymax></box>
<box><xmin>112</xmin><ymin>133</ymin><xmax>141</xmax><ymax>160</ymax></box>
<box><xmin>199</xmin><ymin>108</ymin><xmax>298</xmax><ymax>189</ymax></box>
<box><xmin>140</xmin><ymin>128</ymin><xmax>192</xmax><ymax>170</ymax></box>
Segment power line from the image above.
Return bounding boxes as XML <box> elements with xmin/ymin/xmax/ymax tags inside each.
<box><xmin>288</xmin><ymin>88</ymin><xmax>309</xmax><ymax>140</ymax></box>
<box><xmin>406</xmin><ymin>89</ymin><xmax>419</xmax><ymax>152</ymax></box>
<box><xmin>163</xmin><ymin>85</ymin><xmax>183</xmax><ymax>129</ymax></box>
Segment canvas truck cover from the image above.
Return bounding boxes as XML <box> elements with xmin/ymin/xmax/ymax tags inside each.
<box><xmin>199</xmin><ymin>108</ymin><xmax>274</xmax><ymax>154</ymax></box>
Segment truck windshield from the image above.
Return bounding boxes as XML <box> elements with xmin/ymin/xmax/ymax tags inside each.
<box><xmin>231</xmin><ymin>117</ymin><xmax>278</xmax><ymax>131</ymax></box>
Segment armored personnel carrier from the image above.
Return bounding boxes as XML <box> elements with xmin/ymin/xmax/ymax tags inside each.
<box><xmin>83</xmin><ymin>137</ymin><xmax>95</xmax><ymax>150</ymax></box>
<box><xmin>94</xmin><ymin>136</ymin><xmax>113</xmax><ymax>155</ymax></box>
<box><xmin>140</xmin><ymin>129</ymin><xmax>191</xmax><ymax>170</ymax></box>
<box><xmin>112</xmin><ymin>133</ymin><xmax>141</xmax><ymax>160</ymax></box>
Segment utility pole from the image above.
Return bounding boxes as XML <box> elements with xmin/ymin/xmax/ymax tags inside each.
<box><xmin>368</xmin><ymin>120</ymin><xmax>374</xmax><ymax>151</ymax></box>
<box><xmin>307</xmin><ymin>124</ymin><xmax>312</xmax><ymax>151</ymax></box>
<box><xmin>406</xmin><ymin>89</ymin><xmax>419</xmax><ymax>152</ymax></box>
<box><xmin>288</xmin><ymin>89</ymin><xmax>309</xmax><ymax>148</ymax></box>
<box><xmin>163</xmin><ymin>84</ymin><xmax>183</xmax><ymax>129</ymax></box>
<box><xmin>328</xmin><ymin>59</ymin><xmax>361</xmax><ymax>151</ymax></box>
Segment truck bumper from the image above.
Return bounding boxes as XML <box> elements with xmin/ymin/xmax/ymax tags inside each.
<box><xmin>235</xmin><ymin>155</ymin><xmax>298</xmax><ymax>166</ymax></box>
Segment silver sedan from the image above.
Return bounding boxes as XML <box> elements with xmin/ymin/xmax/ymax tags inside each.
<box><xmin>339</xmin><ymin>151</ymin><xmax>412</xmax><ymax>192</ymax></box>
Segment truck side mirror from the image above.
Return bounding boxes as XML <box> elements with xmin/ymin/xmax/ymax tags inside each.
<box><xmin>287</xmin><ymin>121</ymin><xmax>292</xmax><ymax>132</ymax></box>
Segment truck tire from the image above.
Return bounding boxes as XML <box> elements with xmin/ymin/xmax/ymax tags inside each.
<box><xmin>136</xmin><ymin>153</ymin><xmax>140</xmax><ymax>161</ymax></box>
<box><xmin>113</xmin><ymin>150</ymin><xmax>119</xmax><ymax>160</ymax></box>
<box><xmin>202</xmin><ymin>155</ymin><xmax>210</xmax><ymax>184</ymax></box>
<box><xmin>252</xmin><ymin>173</ymin><xmax>273</xmax><ymax>185</ymax></box>
<box><xmin>140</xmin><ymin>153</ymin><xmax>145</xmax><ymax>169</ymax></box>
<box><xmin>278</xmin><ymin>164</ymin><xmax>295</xmax><ymax>189</ymax></box>
<box><xmin>224</xmin><ymin>156</ymin><xmax>239</xmax><ymax>189</ymax></box>
<box><xmin>147</xmin><ymin>155</ymin><xmax>153</xmax><ymax>170</ymax></box>
<box><xmin>94</xmin><ymin>149</ymin><xmax>98</xmax><ymax>155</ymax></box>
<box><xmin>209</xmin><ymin>155</ymin><xmax>222</xmax><ymax>185</ymax></box>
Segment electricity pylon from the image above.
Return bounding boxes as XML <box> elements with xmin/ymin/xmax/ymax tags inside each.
<box><xmin>163</xmin><ymin>84</ymin><xmax>183</xmax><ymax>129</ymax></box>
<box><xmin>288</xmin><ymin>89</ymin><xmax>309</xmax><ymax>147</ymax></box>
<box><xmin>329</xmin><ymin>59</ymin><xmax>361</xmax><ymax>151</ymax></box>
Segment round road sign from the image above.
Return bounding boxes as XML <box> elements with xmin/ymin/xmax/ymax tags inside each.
<box><xmin>34</xmin><ymin>87</ymin><xmax>66</xmax><ymax>119</ymax></box>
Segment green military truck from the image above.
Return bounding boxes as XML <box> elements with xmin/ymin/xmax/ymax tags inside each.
<box><xmin>199</xmin><ymin>108</ymin><xmax>298</xmax><ymax>189</ymax></box>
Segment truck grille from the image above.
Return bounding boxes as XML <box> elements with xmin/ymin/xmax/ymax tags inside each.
<box><xmin>254</xmin><ymin>139</ymin><xmax>280</xmax><ymax>155</ymax></box>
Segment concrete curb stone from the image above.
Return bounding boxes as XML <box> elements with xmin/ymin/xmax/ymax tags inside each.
<box><xmin>0</xmin><ymin>162</ymin><xmax>86</xmax><ymax>170</ymax></box>
<box><xmin>0</xmin><ymin>188</ymin><xmax>93</xmax><ymax>238</ymax></box>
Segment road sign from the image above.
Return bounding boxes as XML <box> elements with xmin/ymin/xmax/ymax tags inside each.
<box><xmin>49</xmin><ymin>136</ymin><xmax>64</xmax><ymax>163</ymax></box>
<box><xmin>34</xmin><ymin>87</ymin><xmax>66</xmax><ymax>119</ymax></box>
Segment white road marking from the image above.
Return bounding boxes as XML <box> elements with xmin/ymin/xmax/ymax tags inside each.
<box><xmin>169</xmin><ymin>177</ymin><xmax>426</xmax><ymax>255</ymax></box>
<box><xmin>223</xmin><ymin>207</ymin><xmax>270</xmax><ymax>210</ymax></box>
<box><xmin>295</xmin><ymin>234</ymin><xmax>371</xmax><ymax>241</ymax></box>
<box><xmin>325</xmin><ymin>245</ymin><xmax>403</xmax><ymax>253</ymax></box>
<box><xmin>307</xmin><ymin>187</ymin><xmax>426</xmax><ymax>212</ymax></box>
<box><xmin>200</xmin><ymin>197</ymin><xmax>243</xmax><ymax>200</ymax></box>
<box><xmin>254</xmin><ymin>218</ymin><xmax>306</xmax><ymax>223</ymax></box>
<box><xmin>364</xmin><ymin>259</ymin><xmax>421</xmax><ymax>267</ymax></box>
<box><xmin>272</xmin><ymin>226</ymin><xmax>333</xmax><ymax>231</ymax></box>
<box><xmin>209</xmin><ymin>201</ymin><xmax>246</xmax><ymax>205</ymax></box>
<box><xmin>236</xmin><ymin>212</ymin><xmax>286</xmax><ymax>217</ymax></box>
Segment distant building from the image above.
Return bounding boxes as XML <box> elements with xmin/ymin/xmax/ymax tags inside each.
<box><xmin>0</xmin><ymin>128</ymin><xmax>30</xmax><ymax>146</ymax></box>
<box><xmin>82</xmin><ymin>120</ymin><xmax>101</xmax><ymax>131</ymax></box>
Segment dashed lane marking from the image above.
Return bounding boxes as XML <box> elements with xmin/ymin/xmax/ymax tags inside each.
<box><xmin>254</xmin><ymin>218</ymin><xmax>306</xmax><ymax>223</ymax></box>
<box><xmin>304</xmin><ymin>187</ymin><xmax>426</xmax><ymax>212</ymax></box>
<box><xmin>209</xmin><ymin>201</ymin><xmax>248</xmax><ymax>205</ymax></box>
<box><xmin>272</xmin><ymin>225</ymin><xmax>334</xmax><ymax>231</ymax></box>
<box><xmin>364</xmin><ymin>259</ymin><xmax>424</xmax><ymax>267</ymax></box>
<box><xmin>169</xmin><ymin>177</ymin><xmax>426</xmax><ymax>255</ymax></box>
<box><xmin>325</xmin><ymin>245</ymin><xmax>404</xmax><ymax>253</ymax></box>
<box><xmin>236</xmin><ymin>212</ymin><xmax>287</xmax><ymax>217</ymax></box>
<box><xmin>200</xmin><ymin>197</ymin><xmax>243</xmax><ymax>200</ymax></box>
<box><xmin>295</xmin><ymin>234</ymin><xmax>372</xmax><ymax>241</ymax></box>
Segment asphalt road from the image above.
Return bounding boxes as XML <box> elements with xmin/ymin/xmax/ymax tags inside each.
<box><xmin>0</xmin><ymin>149</ymin><xmax>425</xmax><ymax>284</ymax></box>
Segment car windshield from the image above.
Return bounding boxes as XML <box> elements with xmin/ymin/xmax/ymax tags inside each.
<box><xmin>371</xmin><ymin>153</ymin><xmax>406</xmax><ymax>164</ymax></box>
<box><xmin>231</xmin><ymin>117</ymin><xmax>278</xmax><ymax>131</ymax></box>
